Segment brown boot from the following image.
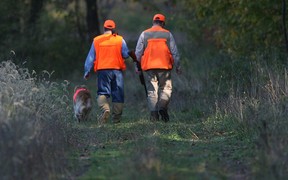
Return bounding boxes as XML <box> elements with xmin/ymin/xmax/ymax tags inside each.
<box><xmin>150</xmin><ymin>111</ymin><xmax>159</xmax><ymax>121</ymax></box>
<box><xmin>97</xmin><ymin>95</ymin><xmax>110</xmax><ymax>124</ymax></box>
<box><xmin>158</xmin><ymin>99</ymin><xmax>170</xmax><ymax>122</ymax></box>
<box><xmin>112</xmin><ymin>103</ymin><xmax>123</xmax><ymax>123</ymax></box>
<box><xmin>159</xmin><ymin>108</ymin><xmax>169</xmax><ymax>122</ymax></box>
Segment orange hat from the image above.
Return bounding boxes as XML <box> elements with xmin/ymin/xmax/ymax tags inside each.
<box><xmin>104</xmin><ymin>20</ymin><xmax>116</xmax><ymax>29</ymax></box>
<box><xmin>153</xmin><ymin>14</ymin><xmax>165</xmax><ymax>22</ymax></box>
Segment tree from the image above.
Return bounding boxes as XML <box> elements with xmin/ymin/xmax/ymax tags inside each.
<box><xmin>282</xmin><ymin>0</ymin><xmax>288</xmax><ymax>52</ymax></box>
<box><xmin>180</xmin><ymin>0</ymin><xmax>285</xmax><ymax>55</ymax></box>
<box><xmin>29</xmin><ymin>0</ymin><xmax>45</xmax><ymax>26</ymax></box>
<box><xmin>85</xmin><ymin>0</ymin><xmax>100</xmax><ymax>40</ymax></box>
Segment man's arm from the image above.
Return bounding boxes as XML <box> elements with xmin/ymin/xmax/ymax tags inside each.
<box><xmin>84</xmin><ymin>43</ymin><xmax>95</xmax><ymax>79</ymax></box>
<box><xmin>135</xmin><ymin>32</ymin><xmax>145</xmax><ymax>62</ymax></box>
<box><xmin>169</xmin><ymin>33</ymin><xmax>181</xmax><ymax>74</ymax></box>
<box><xmin>121</xmin><ymin>39</ymin><xmax>130</xmax><ymax>59</ymax></box>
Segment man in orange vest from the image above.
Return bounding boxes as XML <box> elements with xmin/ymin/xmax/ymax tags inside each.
<box><xmin>84</xmin><ymin>19</ymin><xmax>130</xmax><ymax>124</ymax></box>
<box><xmin>135</xmin><ymin>13</ymin><xmax>181</xmax><ymax>122</ymax></box>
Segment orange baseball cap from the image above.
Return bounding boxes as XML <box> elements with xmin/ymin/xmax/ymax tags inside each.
<box><xmin>153</xmin><ymin>14</ymin><xmax>165</xmax><ymax>22</ymax></box>
<box><xmin>104</xmin><ymin>20</ymin><xmax>116</xmax><ymax>29</ymax></box>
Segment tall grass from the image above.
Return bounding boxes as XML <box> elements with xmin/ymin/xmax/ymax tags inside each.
<box><xmin>213</xmin><ymin>53</ymin><xmax>288</xmax><ymax>178</ymax></box>
<box><xmin>0</xmin><ymin>60</ymin><xmax>72</xmax><ymax>179</ymax></box>
<box><xmin>67</xmin><ymin>48</ymin><xmax>288</xmax><ymax>179</ymax></box>
<box><xmin>2</xmin><ymin>49</ymin><xmax>287</xmax><ymax>179</ymax></box>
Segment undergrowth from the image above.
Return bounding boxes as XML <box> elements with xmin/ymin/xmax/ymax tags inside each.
<box><xmin>211</xmin><ymin>52</ymin><xmax>288</xmax><ymax>179</ymax></box>
<box><xmin>69</xmin><ymin>50</ymin><xmax>288</xmax><ymax>179</ymax></box>
<box><xmin>1</xmin><ymin>48</ymin><xmax>288</xmax><ymax>179</ymax></box>
<box><xmin>0</xmin><ymin>60</ymin><xmax>73</xmax><ymax>179</ymax></box>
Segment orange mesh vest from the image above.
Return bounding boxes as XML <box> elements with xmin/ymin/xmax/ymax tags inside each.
<box><xmin>141</xmin><ymin>26</ymin><xmax>174</xmax><ymax>71</ymax></box>
<box><xmin>93</xmin><ymin>34</ymin><xmax>126</xmax><ymax>72</ymax></box>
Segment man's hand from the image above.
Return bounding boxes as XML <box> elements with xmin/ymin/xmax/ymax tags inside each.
<box><xmin>84</xmin><ymin>73</ymin><xmax>90</xmax><ymax>80</ymax></box>
<box><xmin>176</xmin><ymin>67</ymin><xmax>182</xmax><ymax>75</ymax></box>
<box><xmin>134</xmin><ymin>62</ymin><xmax>141</xmax><ymax>74</ymax></box>
<box><xmin>128</xmin><ymin>50</ymin><xmax>137</xmax><ymax>62</ymax></box>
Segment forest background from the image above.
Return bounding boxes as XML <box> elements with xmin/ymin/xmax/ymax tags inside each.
<box><xmin>1</xmin><ymin>0</ymin><xmax>288</xmax><ymax>179</ymax></box>
<box><xmin>1</xmin><ymin>0</ymin><xmax>286</xmax><ymax>77</ymax></box>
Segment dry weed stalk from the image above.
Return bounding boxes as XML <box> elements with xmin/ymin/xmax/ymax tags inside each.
<box><xmin>0</xmin><ymin>60</ymin><xmax>71</xmax><ymax>179</ymax></box>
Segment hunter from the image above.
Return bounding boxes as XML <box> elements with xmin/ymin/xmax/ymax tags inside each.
<box><xmin>84</xmin><ymin>19</ymin><xmax>130</xmax><ymax>124</ymax></box>
<box><xmin>135</xmin><ymin>13</ymin><xmax>181</xmax><ymax>122</ymax></box>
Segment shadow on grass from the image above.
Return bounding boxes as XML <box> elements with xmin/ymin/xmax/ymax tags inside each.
<box><xmin>69</xmin><ymin>113</ymin><xmax>253</xmax><ymax>179</ymax></box>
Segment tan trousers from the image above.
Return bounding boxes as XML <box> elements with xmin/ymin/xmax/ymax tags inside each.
<box><xmin>145</xmin><ymin>70</ymin><xmax>172</xmax><ymax>111</ymax></box>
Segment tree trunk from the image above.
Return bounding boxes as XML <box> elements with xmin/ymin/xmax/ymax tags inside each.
<box><xmin>29</xmin><ymin>0</ymin><xmax>44</xmax><ymax>26</ymax></box>
<box><xmin>75</xmin><ymin>0</ymin><xmax>86</xmax><ymax>41</ymax></box>
<box><xmin>282</xmin><ymin>0</ymin><xmax>288</xmax><ymax>52</ymax></box>
<box><xmin>85</xmin><ymin>0</ymin><xmax>100</xmax><ymax>41</ymax></box>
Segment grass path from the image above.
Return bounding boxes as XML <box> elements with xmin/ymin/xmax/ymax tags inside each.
<box><xmin>67</xmin><ymin>107</ymin><xmax>254</xmax><ymax>179</ymax></box>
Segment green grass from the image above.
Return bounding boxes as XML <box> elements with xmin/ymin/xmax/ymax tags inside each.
<box><xmin>2</xmin><ymin>49</ymin><xmax>288</xmax><ymax>179</ymax></box>
<box><xmin>68</xmin><ymin>109</ymin><xmax>254</xmax><ymax>179</ymax></box>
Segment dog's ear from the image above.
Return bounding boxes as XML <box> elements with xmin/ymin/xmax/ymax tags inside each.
<box><xmin>74</xmin><ymin>85</ymin><xmax>88</xmax><ymax>92</ymax></box>
<box><xmin>74</xmin><ymin>85</ymin><xmax>80</xmax><ymax>92</ymax></box>
<box><xmin>80</xmin><ymin>85</ymin><xmax>87</xmax><ymax>89</ymax></box>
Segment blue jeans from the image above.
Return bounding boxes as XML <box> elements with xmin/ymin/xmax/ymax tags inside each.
<box><xmin>97</xmin><ymin>70</ymin><xmax>124</xmax><ymax>103</ymax></box>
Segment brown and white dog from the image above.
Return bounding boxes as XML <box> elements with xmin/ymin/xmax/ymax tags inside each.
<box><xmin>73</xmin><ymin>85</ymin><xmax>92</xmax><ymax>122</ymax></box>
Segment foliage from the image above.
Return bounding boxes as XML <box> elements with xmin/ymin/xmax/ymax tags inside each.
<box><xmin>207</xmin><ymin>48</ymin><xmax>287</xmax><ymax>97</ymax></box>
<box><xmin>0</xmin><ymin>0</ymin><xmax>87</xmax><ymax>78</ymax></box>
<box><xmin>0</xmin><ymin>0</ymin><xmax>181</xmax><ymax>78</ymax></box>
<box><xmin>1</xmin><ymin>50</ymin><xmax>287</xmax><ymax>179</ymax></box>
<box><xmin>213</xmin><ymin>54</ymin><xmax>288</xmax><ymax>178</ymax></box>
<box><xmin>1</xmin><ymin>1</ymin><xmax>288</xmax><ymax>179</ymax></box>
<box><xmin>179</xmin><ymin>0</ymin><xmax>286</xmax><ymax>56</ymax></box>
<box><xmin>176</xmin><ymin>0</ymin><xmax>288</xmax><ymax>106</ymax></box>
<box><xmin>0</xmin><ymin>60</ymin><xmax>73</xmax><ymax>179</ymax></box>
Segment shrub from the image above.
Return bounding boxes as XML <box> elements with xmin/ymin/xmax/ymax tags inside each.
<box><xmin>0</xmin><ymin>60</ymin><xmax>72</xmax><ymax>179</ymax></box>
<box><xmin>213</xmin><ymin>53</ymin><xmax>288</xmax><ymax>178</ymax></box>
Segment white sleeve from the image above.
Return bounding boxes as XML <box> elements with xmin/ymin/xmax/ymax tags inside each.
<box><xmin>169</xmin><ymin>33</ymin><xmax>180</xmax><ymax>68</ymax></box>
<box><xmin>135</xmin><ymin>32</ymin><xmax>145</xmax><ymax>62</ymax></box>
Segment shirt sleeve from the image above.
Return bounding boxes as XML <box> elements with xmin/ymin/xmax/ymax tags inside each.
<box><xmin>84</xmin><ymin>43</ymin><xmax>95</xmax><ymax>77</ymax></box>
<box><xmin>169</xmin><ymin>33</ymin><xmax>180</xmax><ymax>69</ymax></box>
<box><xmin>135</xmin><ymin>32</ymin><xmax>145</xmax><ymax>62</ymax></box>
<box><xmin>121</xmin><ymin>39</ymin><xmax>130</xmax><ymax>59</ymax></box>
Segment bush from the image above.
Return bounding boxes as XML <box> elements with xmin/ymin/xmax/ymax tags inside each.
<box><xmin>213</xmin><ymin>53</ymin><xmax>288</xmax><ymax>178</ymax></box>
<box><xmin>0</xmin><ymin>60</ymin><xmax>72</xmax><ymax>179</ymax></box>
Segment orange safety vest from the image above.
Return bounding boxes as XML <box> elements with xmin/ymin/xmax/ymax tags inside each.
<box><xmin>141</xmin><ymin>26</ymin><xmax>174</xmax><ymax>71</ymax></box>
<box><xmin>93</xmin><ymin>34</ymin><xmax>126</xmax><ymax>72</ymax></box>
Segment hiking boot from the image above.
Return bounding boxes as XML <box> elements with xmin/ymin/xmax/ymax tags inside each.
<box><xmin>159</xmin><ymin>109</ymin><xmax>169</xmax><ymax>122</ymax></box>
<box><xmin>112</xmin><ymin>103</ymin><xmax>123</xmax><ymax>124</ymax></box>
<box><xmin>98</xmin><ymin>110</ymin><xmax>110</xmax><ymax>124</ymax></box>
<box><xmin>112</xmin><ymin>119</ymin><xmax>121</xmax><ymax>124</ymax></box>
<box><xmin>97</xmin><ymin>95</ymin><xmax>110</xmax><ymax>124</ymax></box>
<box><xmin>150</xmin><ymin>111</ymin><xmax>159</xmax><ymax>121</ymax></box>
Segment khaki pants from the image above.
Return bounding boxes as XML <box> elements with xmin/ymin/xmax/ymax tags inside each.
<box><xmin>145</xmin><ymin>70</ymin><xmax>172</xmax><ymax>111</ymax></box>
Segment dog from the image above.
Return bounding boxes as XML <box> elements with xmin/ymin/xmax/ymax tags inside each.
<box><xmin>73</xmin><ymin>85</ymin><xmax>92</xmax><ymax>122</ymax></box>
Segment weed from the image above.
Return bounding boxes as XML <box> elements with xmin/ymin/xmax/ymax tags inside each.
<box><xmin>0</xmin><ymin>60</ymin><xmax>73</xmax><ymax>179</ymax></box>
